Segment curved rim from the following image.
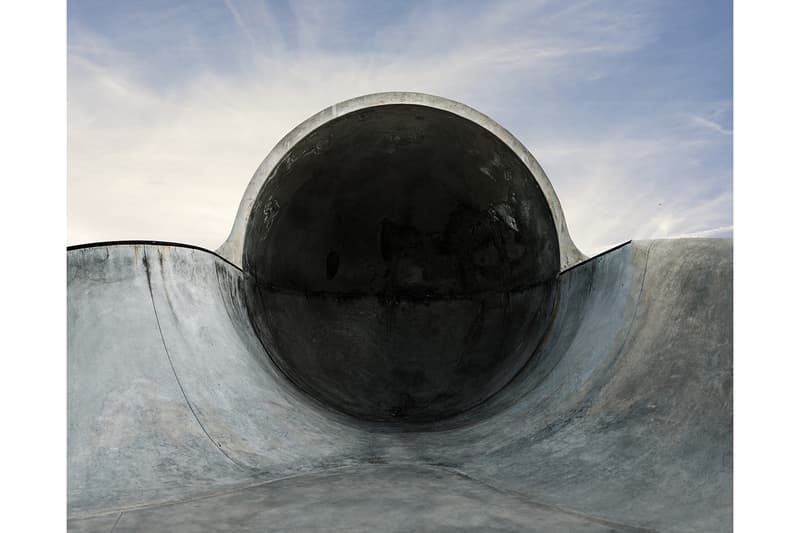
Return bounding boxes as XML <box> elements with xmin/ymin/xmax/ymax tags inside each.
<box><xmin>216</xmin><ymin>92</ymin><xmax>585</xmax><ymax>270</ymax></box>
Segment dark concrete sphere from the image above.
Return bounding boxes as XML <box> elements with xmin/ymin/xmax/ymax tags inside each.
<box><xmin>243</xmin><ymin>104</ymin><xmax>560</xmax><ymax>422</ymax></box>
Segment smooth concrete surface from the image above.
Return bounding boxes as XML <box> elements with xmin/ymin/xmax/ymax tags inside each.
<box><xmin>71</xmin><ymin>464</ymin><xmax>651</xmax><ymax>533</ymax></box>
<box><xmin>67</xmin><ymin>238</ymin><xmax>732</xmax><ymax>532</ymax></box>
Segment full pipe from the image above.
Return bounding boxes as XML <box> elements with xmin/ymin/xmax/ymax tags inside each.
<box><xmin>67</xmin><ymin>93</ymin><xmax>732</xmax><ymax>532</ymax></box>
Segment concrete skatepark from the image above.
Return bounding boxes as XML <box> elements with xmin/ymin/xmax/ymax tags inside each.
<box><xmin>67</xmin><ymin>93</ymin><xmax>733</xmax><ymax>532</ymax></box>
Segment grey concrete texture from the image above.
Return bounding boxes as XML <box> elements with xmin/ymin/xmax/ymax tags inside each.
<box><xmin>67</xmin><ymin>92</ymin><xmax>731</xmax><ymax>531</ymax></box>
<box><xmin>67</xmin><ymin>238</ymin><xmax>732</xmax><ymax>532</ymax></box>
<box><xmin>73</xmin><ymin>464</ymin><xmax>651</xmax><ymax>533</ymax></box>
<box><xmin>216</xmin><ymin>93</ymin><xmax>586</xmax><ymax>270</ymax></box>
<box><xmin>242</xmin><ymin>104</ymin><xmax>562</xmax><ymax>421</ymax></box>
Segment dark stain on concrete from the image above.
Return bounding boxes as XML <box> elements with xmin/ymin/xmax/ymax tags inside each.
<box><xmin>242</xmin><ymin>105</ymin><xmax>560</xmax><ymax>423</ymax></box>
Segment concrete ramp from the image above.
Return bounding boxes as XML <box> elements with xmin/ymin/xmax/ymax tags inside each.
<box><xmin>67</xmin><ymin>238</ymin><xmax>732</xmax><ymax>532</ymax></box>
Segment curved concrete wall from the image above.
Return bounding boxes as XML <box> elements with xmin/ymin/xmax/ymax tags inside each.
<box><xmin>67</xmin><ymin>93</ymin><xmax>730</xmax><ymax>532</ymax></box>
<box><xmin>217</xmin><ymin>92</ymin><xmax>586</xmax><ymax>271</ymax></box>
<box><xmin>241</xmin><ymin>103</ymin><xmax>562</xmax><ymax>422</ymax></box>
<box><xmin>68</xmin><ymin>238</ymin><xmax>732</xmax><ymax>532</ymax></box>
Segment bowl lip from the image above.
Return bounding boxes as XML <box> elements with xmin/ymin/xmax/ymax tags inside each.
<box><xmin>216</xmin><ymin>91</ymin><xmax>586</xmax><ymax>271</ymax></box>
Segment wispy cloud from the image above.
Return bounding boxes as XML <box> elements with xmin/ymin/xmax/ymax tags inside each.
<box><xmin>534</xmin><ymin>132</ymin><xmax>732</xmax><ymax>255</ymax></box>
<box><xmin>667</xmin><ymin>225</ymin><xmax>734</xmax><ymax>239</ymax></box>
<box><xmin>222</xmin><ymin>0</ymin><xmax>258</xmax><ymax>51</ymax></box>
<box><xmin>689</xmin><ymin>115</ymin><xmax>733</xmax><ymax>135</ymax></box>
<box><xmin>67</xmin><ymin>0</ymin><xmax>732</xmax><ymax>255</ymax></box>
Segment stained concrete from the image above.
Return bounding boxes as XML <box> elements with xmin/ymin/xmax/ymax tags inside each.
<box><xmin>67</xmin><ymin>239</ymin><xmax>731</xmax><ymax>532</ymax></box>
<box><xmin>243</xmin><ymin>104</ymin><xmax>560</xmax><ymax>421</ymax></box>
<box><xmin>72</xmin><ymin>464</ymin><xmax>651</xmax><ymax>533</ymax></box>
<box><xmin>217</xmin><ymin>93</ymin><xmax>585</xmax><ymax>270</ymax></box>
<box><xmin>67</xmin><ymin>93</ymin><xmax>732</xmax><ymax>532</ymax></box>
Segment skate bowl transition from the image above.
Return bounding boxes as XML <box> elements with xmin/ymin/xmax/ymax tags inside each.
<box><xmin>67</xmin><ymin>93</ymin><xmax>732</xmax><ymax>532</ymax></box>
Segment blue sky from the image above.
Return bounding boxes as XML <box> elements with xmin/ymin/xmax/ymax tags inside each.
<box><xmin>67</xmin><ymin>0</ymin><xmax>732</xmax><ymax>255</ymax></box>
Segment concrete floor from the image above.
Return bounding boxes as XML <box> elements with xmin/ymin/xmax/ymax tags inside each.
<box><xmin>70</xmin><ymin>464</ymin><xmax>653</xmax><ymax>532</ymax></box>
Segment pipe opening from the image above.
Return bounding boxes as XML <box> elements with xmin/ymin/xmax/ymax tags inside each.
<box><xmin>244</xmin><ymin>104</ymin><xmax>559</xmax><ymax>422</ymax></box>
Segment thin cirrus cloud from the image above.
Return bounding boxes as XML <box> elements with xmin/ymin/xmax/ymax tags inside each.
<box><xmin>67</xmin><ymin>0</ymin><xmax>732</xmax><ymax>257</ymax></box>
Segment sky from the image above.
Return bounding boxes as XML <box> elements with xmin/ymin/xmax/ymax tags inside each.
<box><xmin>67</xmin><ymin>0</ymin><xmax>732</xmax><ymax>256</ymax></box>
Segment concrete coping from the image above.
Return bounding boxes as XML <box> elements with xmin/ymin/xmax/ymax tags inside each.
<box><xmin>216</xmin><ymin>92</ymin><xmax>586</xmax><ymax>271</ymax></box>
